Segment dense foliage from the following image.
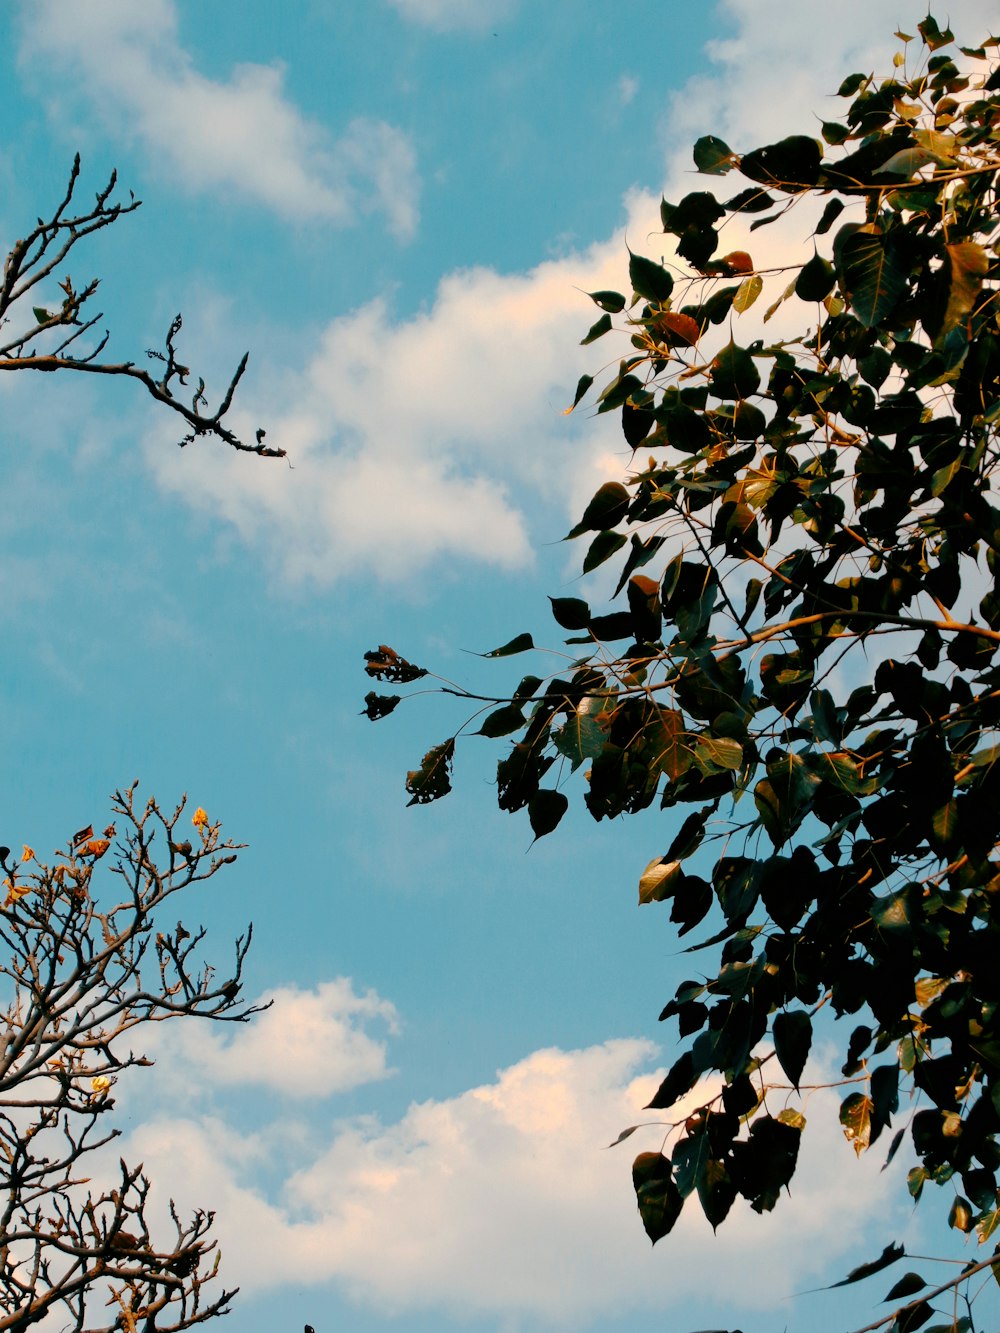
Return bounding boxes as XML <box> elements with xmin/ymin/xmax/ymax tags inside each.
<box><xmin>367</xmin><ymin>21</ymin><xmax>1000</xmax><ymax>1327</ymax></box>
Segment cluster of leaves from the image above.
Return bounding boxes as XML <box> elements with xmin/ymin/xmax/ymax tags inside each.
<box><xmin>366</xmin><ymin>21</ymin><xmax>1000</xmax><ymax>1329</ymax></box>
<box><xmin>0</xmin><ymin>785</ymin><xmax>262</xmax><ymax>1333</ymax></box>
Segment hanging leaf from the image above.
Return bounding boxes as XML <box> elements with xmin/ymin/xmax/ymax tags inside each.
<box><xmin>581</xmin><ymin>313</ymin><xmax>612</xmax><ymax>345</ymax></box>
<box><xmin>834</xmin><ymin>225</ymin><xmax>908</xmax><ymax>327</ymax></box>
<box><xmin>840</xmin><ymin>1092</ymin><xmax>873</xmax><ymax>1156</ymax></box>
<box><xmin>632</xmin><ymin>1153</ymin><xmax>683</xmax><ymax>1243</ymax></box>
<box><xmin>739</xmin><ymin>136</ymin><xmax>823</xmax><ymax>191</ymax></box>
<box><xmin>405</xmin><ymin>739</ymin><xmax>455</xmax><ymax>805</ymax></box>
<box><xmin>773</xmin><ymin>1010</ymin><xmax>813</xmax><ymax>1090</ymax></box>
<box><xmin>564</xmin><ymin>373</ymin><xmax>594</xmax><ymax>413</ymax></box>
<box><xmin>528</xmin><ymin>788</ymin><xmax>569</xmax><ymax>839</ymax></box>
<box><xmin>629</xmin><ymin>251</ymin><xmax>674</xmax><ymax>304</ymax></box>
<box><xmin>693</xmin><ymin>135</ymin><xmax>737</xmax><ymax>175</ymax></box>
<box><xmin>364</xmin><ymin>646</ymin><xmax>428</xmax><ymax>683</ymax></box>
<box><xmin>709</xmin><ymin>342</ymin><xmax>761</xmax><ymax>399</ymax></box>
<box><xmin>638</xmin><ymin>857</ymin><xmax>683</xmax><ymax>905</ymax></box>
<box><xmin>733</xmin><ymin>274</ymin><xmax>763</xmax><ymax>313</ymax></box>
<box><xmin>587</xmin><ymin>290</ymin><xmax>626</xmax><ymax>313</ymax></box>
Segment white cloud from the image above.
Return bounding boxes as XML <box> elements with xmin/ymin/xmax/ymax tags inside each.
<box><xmin>144</xmin><ymin>243</ymin><xmax>636</xmax><ymax>585</ymax></box>
<box><xmin>147</xmin><ymin>979</ymin><xmax>399</xmax><ymax>1099</ymax></box>
<box><xmin>16</xmin><ymin>0</ymin><xmax>419</xmax><ymax>237</ymax></box>
<box><xmin>127</xmin><ymin>1036</ymin><xmax>908</xmax><ymax>1324</ymax></box>
<box><xmin>140</xmin><ymin>0</ymin><xmax>999</xmax><ymax>587</ymax></box>
<box><xmin>385</xmin><ymin>0</ymin><xmax>518</xmax><ymax>33</ymax></box>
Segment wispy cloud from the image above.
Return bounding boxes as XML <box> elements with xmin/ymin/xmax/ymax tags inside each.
<box><xmin>16</xmin><ymin>0</ymin><xmax>419</xmax><ymax>237</ymax></box>
<box><xmin>385</xmin><ymin>0</ymin><xmax>519</xmax><ymax>33</ymax></box>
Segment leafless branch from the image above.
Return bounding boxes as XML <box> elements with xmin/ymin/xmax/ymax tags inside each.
<box><xmin>0</xmin><ymin>155</ymin><xmax>283</xmax><ymax>459</ymax></box>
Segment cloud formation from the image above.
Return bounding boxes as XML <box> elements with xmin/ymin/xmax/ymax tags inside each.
<box><xmin>148</xmin><ymin>979</ymin><xmax>399</xmax><ymax>1098</ymax></box>
<box><xmin>128</xmin><ymin>1030</ymin><xmax>908</xmax><ymax>1324</ymax></box>
<box><xmin>16</xmin><ymin>0</ymin><xmax>419</xmax><ymax>237</ymax></box>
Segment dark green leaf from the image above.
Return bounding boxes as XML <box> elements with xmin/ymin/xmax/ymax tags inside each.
<box><xmin>773</xmin><ymin>1010</ymin><xmax>812</xmax><ymax>1090</ymax></box>
<box><xmin>795</xmin><ymin>254</ymin><xmax>836</xmax><ymax>302</ymax></box>
<box><xmin>693</xmin><ymin>135</ymin><xmax>737</xmax><ymax>175</ymax></box>
<box><xmin>568</xmin><ymin>482</ymin><xmax>629</xmax><ymax>537</ymax></box>
<box><xmin>587</xmin><ymin>290</ymin><xmax>626</xmax><ymax>313</ymax></box>
<box><xmin>581</xmin><ymin>313</ymin><xmax>612</xmax><ymax>345</ymax></box>
<box><xmin>583</xmin><ymin>530</ymin><xmax>628</xmax><ymax>573</ymax></box>
<box><xmin>632</xmin><ymin>1152</ymin><xmax>683</xmax><ymax>1243</ymax></box>
<box><xmin>478</xmin><ymin>705</ymin><xmax>526</xmax><ymax>738</ymax></box>
<box><xmin>837</xmin><ymin>72</ymin><xmax>869</xmax><ymax>97</ymax></box>
<box><xmin>629</xmin><ymin>250</ymin><xmax>674</xmax><ymax>304</ymax></box>
<box><xmin>528</xmin><ymin>788</ymin><xmax>569</xmax><ymax>839</ymax></box>
<box><xmin>834</xmin><ymin>225</ymin><xmax>908</xmax><ymax>327</ymax></box>
<box><xmin>884</xmin><ymin>1273</ymin><xmax>927</xmax><ymax>1301</ymax></box>
<box><xmin>484</xmin><ymin>633</ymin><xmax>535</xmax><ymax>658</ymax></box>
<box><xmin>566</xmin><ymin>374</ymin><xmax>594</xmax><ymax>412</ymax></box>
<box><xmin>549</xmin><ymin>597</ymin><xmax>591</xmax><ymax>631</ymax></box>
<box><xmin>709</xmin><ymin>341</ymin><xmax>761</xmax><ymax>399</ymax></box>
<box><xmin>740</xmin><ymin>136</ymin><xmax>822</xmax><ymax>191</ymax></box>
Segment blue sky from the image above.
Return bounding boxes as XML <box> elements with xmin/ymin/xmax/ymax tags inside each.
<box><xmin>2</xmin><ymin>2</ymin><xmax>999</xmax><ymax>1331</ymax></box>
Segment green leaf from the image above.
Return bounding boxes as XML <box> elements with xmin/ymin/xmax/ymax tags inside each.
<box><xmin>834</xmin><ymin>225</ymin><xmax>908</xmax><ymax>327</ymax></box>
<box><xmin>694</xmin><ymin>736</ymin><xmax>744</xmax><ymax>772</ymax></box>
<box><xmin>32</xmin><ymin>305</ymin><xmax>53</xmax><ymax>324</ymax></box>
<box><xmin>405</xmin><ymin>739</ymin><xmax>455</xmax><ymax>805</ymax></box>
<box><xmin>795</xmin><ymin>254</ymin><xmax>835</xmax><ymax>302</ymax></box>
<box><xmin>581</xmin><ymin>313</ymin><xmax>612</xmax><ymax>345</ymax></box>
<box><xmin>709</xmin><ymin>341</ymin><xmax>761</xmax><ymax>399</ymax></box>
<box><xmin>583</xmin><ymin>530</ymin><xmax>628</xmax><ymax>573</ymax></box>
<box><xmin>773</xmin><ymin>1010</ymin><xmax>812</xmax><ymax>1090</ymax></box>
<box><xmin>484</xmin><ymin>632</ymin><xmax>535</xmax><ymax>657</ymax></box>
<box><xmin>477</xmin><ymin>705</ymin><xmax>526</xmax><ymax>738</ymax></box>
<box><xmin>549</xmin><ymin>597</ymin><xmax>591</xmax><ymax>631</ymax></box>
<box><xmin>739</xmin><ymin>136</ymin><xmax>822</xmax><ymax>191</ymax></box>
<box><xmin>837</xmin><ymin>72</ymin><xmax>869</xmax><ymax>97</ymax></box>
<box><xmin>884</xmin><ymin>1273</ymin><xmax>927</xmax><ymax>1302</ymax></box>
<box><xmin>629</xmin><ymin>250</ymin><xmax>674</xmax><ymax>304</ymax></box>
<box><xmin>551</xmin><ymin>701</ymin><xmax>610</xmax><ymax>769</ymax></box>
<box><xmin>733</xmin><ymin>274</ymin><xmax>763</xmax><ymax>313</ymax></box>
<box><xmin>632</xmin><ymin>1153</ymin><xmax>683</xmax><ymax>1244</ymax></box>
<box><xmin>568</xmin><ymin>482</ymin><xmax>629</xmax><ymax>537</ymax></box>
<box><xmin>693</xmin><ymin>135</ymin><xmax>737</xmax><ymax>175</ymax></box>
<box><xmin>528</xmin><ymin>788</ymin><xmax>568</xmax><ymax>839</ymax></box>
<box><xmin>565</xmin><ymin>374</ymin><xmax>594</xmax><ymax>413</ymax></box>
<box><xmin>918</xmin><ymin>15</ymin><xmax>954</xmax><ymax>49</ymax></box>
<box><xmin>587</xmin><ymin>290</ymin><xmax>626</xmax><ymax>313</ymax></box>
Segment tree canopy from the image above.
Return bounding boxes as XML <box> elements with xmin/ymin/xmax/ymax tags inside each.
<box><xmin>366</xmin><ymin>20</ymin><xmax>1000</xmax><ymax>1328</ymax></box>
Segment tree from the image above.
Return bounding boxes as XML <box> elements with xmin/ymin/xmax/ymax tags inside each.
<box><xmin>1</xmin><ymin>789</ymin><xmax>261</xmax><ymax>1333</ymax></box>
<box><xmin>0</xmin><ymin>163</ymin><xmax>276</xmax><ymax>1331</ymax></box>
<box><xmin>366</xmin><ymin>20</ymin><xmax>1000</xmax><ymax>1330</ymax></box>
